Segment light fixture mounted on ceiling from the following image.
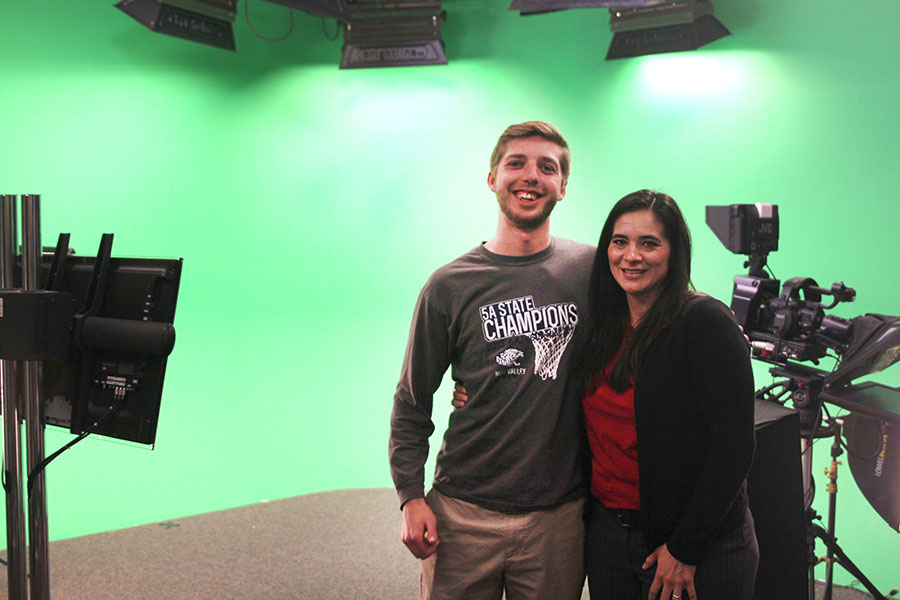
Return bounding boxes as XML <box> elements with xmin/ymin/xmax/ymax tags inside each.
<box><xmin>115</xmin><ymin>0</ymin><xmax>238</xmax><ymax>51</ymax></box>
<box><xmin>606</xmin><ymin>0</ymin><xmax>729</xmax><ymax>59</ymax></box>
<box><xmin>509</xmin><ymin>0</ymin><xmax>729</xmax><ymax>60</ymax></box>
<box><xmin>340</xmin><ymin>1</ymin><xmax>447</xmax><ymax>69</ymax></box>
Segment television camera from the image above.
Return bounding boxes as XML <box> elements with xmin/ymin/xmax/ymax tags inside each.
<box><xmin>707</xmin><ymin>203</ymin><xmax>899</xmax><ymax>374</ymax></box>
<box><xmin>707</xmin><ymin>204</ymin><xmax>900</xmax><ymax>600</ymax></box>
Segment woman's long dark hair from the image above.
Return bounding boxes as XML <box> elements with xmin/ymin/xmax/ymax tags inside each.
<box><xmin>575</xmin><ymin>190</ymin><xmax>696</xmax><ymax>393</ymax></box>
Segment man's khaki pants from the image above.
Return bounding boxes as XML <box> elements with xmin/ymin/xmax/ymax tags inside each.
<box><xmin>420</xmin><ymin>489</ymin><xmax>585</xmax><ymax>600</ymax></box>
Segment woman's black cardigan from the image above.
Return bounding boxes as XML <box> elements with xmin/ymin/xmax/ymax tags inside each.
<box><xmin>634</xmin><ymin>296</ymin><xmax>757</xmax><ymax>565</ymax></box>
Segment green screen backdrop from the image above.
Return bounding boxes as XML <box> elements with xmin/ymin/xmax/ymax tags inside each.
<box><xmin>1</xmin><ymin>0</ymin><xmax>898</xmax><ymax>592</ymax></box>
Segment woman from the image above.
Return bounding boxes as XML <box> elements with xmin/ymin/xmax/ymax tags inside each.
<box><xmin>576</xmin><ymin>190</ymin><xmax>758</xmax><ymax>600</ymax></box>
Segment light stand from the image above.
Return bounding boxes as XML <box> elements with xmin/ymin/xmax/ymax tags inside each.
<box><xmin>810</xmin><ymin>417</ymin><xmax>887</xmax><ymax>600</ymax></box>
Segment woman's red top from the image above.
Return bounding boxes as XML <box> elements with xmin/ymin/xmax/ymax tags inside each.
<box><xmin>582</xmin><ymin>336</ymin><xmax>640</xmax><ymax>510</ymax></box>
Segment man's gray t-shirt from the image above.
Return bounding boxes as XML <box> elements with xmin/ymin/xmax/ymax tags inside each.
<box><xmin>390</xmin><ymin>237</ymin><xmax>595</xmax><ymax>513</ymax></box>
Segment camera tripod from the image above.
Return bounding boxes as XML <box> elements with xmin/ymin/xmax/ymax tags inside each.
<box><xmin>760</xmin><ymin>365</ymin><xmax>889</xmax><ymax>600</ymax></box>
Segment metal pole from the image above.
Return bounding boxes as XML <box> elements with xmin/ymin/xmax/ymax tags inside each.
<box><xmin>823</xmin><ymin>418</ymin><xmax>844</xmax><ymax>600</ymax></box>
<box><xmin>1</xmin><ymin>194</ymin><xmax>28</xmax><ymax>600</ymax></box>
<box><xmin>801</xmin><ymin>436</ymin><xmax>816</xmax><ymax>600</ymax></box>
<box><xmin>23</xmin><ymin>194</ymin><xmax>51</xmax><ymax>600</ymax></box>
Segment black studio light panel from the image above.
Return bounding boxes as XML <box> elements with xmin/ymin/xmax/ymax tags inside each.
<box><xmin>607</xmin><ymin>0</ymin><xmax>729</xmax><ymax>59</ymax></box>
<box><xmin>340</xmin><ymin>1</ymin><xmax>447</xmax><ymax>69</ymax></box>
<box><xmin>510</xmin><ymin>0</ymin><xmax>729</xmax><ymax>59</ymax></box>
<box><xmin>116</xmin><ymin>0</ymin><xmax>237</xmax><ymax>51</ymax></box>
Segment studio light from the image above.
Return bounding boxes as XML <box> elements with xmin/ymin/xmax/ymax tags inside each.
<box><xmin>262</xmin><ymin>0</ymin><xmax>350</xmax><ymax>21</ymax></box>
<box><xmin>340</xmin><ymin>1</ymin><xmax>447</xmax><ymax>69</ymax></box>
<box><xmin>116</xmin><ymin>0</ymin><xmax>237</xmax><ymax>51</ymax></box>
<box><xmin>606</xmin><ymin>0</ymin><xmax>729</xmax><ymax>60</ymax></box>
<box><xmin>509</xmin><ymin>0</ymin><xmax>658</xmax><ymax>16</ymax></box>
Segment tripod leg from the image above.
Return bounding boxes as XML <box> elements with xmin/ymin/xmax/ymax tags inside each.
<box><xmin>811</xmin><ymin>525</ymin><xmax>888</xmax><ymax>600</ymax></box>
<box><xmin>806</xmin><ymin>516</ymin><xmax>817</xmax><ymax>600</ymax></box>
<box><xmin>801</xmin><ymin>436</ymin><xmax>818</xmax><ymax>600</ymax></box>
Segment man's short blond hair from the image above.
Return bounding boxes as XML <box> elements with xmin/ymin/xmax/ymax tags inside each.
<box><xmin>489</xmin><ymin>121</ymin><xmax>570</xmax><ymax>182</ymax></box>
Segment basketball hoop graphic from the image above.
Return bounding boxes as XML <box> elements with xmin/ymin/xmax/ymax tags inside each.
<box><xmin>527</xmin><ymin>323</ymin><xmax>576</xmax><ymax>380</ymax></box>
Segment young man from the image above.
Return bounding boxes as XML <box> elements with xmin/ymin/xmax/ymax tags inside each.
<box><xmin>389</xmin><ymin>121</ymin><xmax>595</xmax><ymax>600</ymax></box>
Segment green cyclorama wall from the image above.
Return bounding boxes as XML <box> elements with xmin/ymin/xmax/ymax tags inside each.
<box><xmin>1</xmin><ymin>0</ymin><xmax>898</xmax><ymax>591</ymax></box>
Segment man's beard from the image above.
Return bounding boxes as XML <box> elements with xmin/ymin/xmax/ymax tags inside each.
<box><xmin>499</xmin><ymin>197</ymin><xmax>558</xmax><ymax>231</ymax></box>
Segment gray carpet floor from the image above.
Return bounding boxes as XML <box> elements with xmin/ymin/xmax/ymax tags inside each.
<box><xmin>2</xmin><ymin>488</ymin><xmax>422</xmax><ymax>599</ymax></box>
<box><xmin>0</xmin><ymin>488</ymin><xmax>873</xmax><ymax>599</ymax></box>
